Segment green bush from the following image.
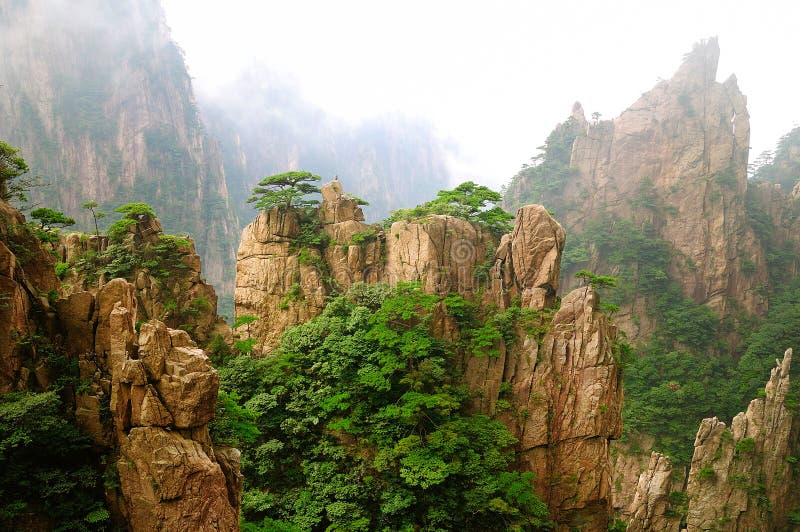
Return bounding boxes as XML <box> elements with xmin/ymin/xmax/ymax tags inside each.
<box><xmin>217</xmin><ymin>283</ymin><xmax>552</xmax><ymax>531</ymax></box>
<box><xmin>0</xmin><ymin>392</ymin><xmax>108</xmax><ymax>529</ymax></box>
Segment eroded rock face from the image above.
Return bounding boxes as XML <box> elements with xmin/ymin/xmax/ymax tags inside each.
<box><xmin>488</xmin><ymin>205</ymin><xmax>565</xmax><ymax>310</ymax></box>
<box><xmin>235</xmin><ymin>182</ymin><xmax>624</xmax><ymax>529</ymax></box>
<box><xmin>568</xmin><ymin>39</ymin><xmax>765</xmax><ymax>323</ymax></box>
<box><xmin>624</xmin><ymin>453</ymin><xmax>682</xmax><ymax>532</ymax></box>
<box><xmin>118</xmin><ymin>427</ymin><xmax>237</xmax><ymax>532</ymax></box>
<box><xmin>684</xmin><ymin>348</ymin><xmax>799</xmax><ymax>530</ymax></box>
<box><xmin>235</xmin><ymin>207</ymin><xmax>327</xmax><ymax>354</ymax></box>
<box><xmin>0</xmin><ymin>196</ymin><xmax>241</xmax><ymax>529</ymax></box>
<box><xmin>385</xmin><ymin>214</ymin><xmax>493</xmax><ymax>296</ymax></box>
<box><xmin>0</xmin><ymin>201</ymin><xmax>60</xmax><ymax>392</ymax></box>
<box><xmin>59</xmin><ymin>216</ymin><xmax>227</xmax><ymax>344</ymax></box>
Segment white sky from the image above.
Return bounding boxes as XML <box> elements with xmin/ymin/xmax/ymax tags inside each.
<box><xmin>161</xmin><ymin>0</ymin><xmax>800</xmax><ymax>189</ymax></box>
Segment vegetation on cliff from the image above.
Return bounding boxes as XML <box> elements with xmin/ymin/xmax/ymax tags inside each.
<box><xmin>212</xmin><ymin>283</ymin><xmax>551</xmax><ymax>531</ymax></box>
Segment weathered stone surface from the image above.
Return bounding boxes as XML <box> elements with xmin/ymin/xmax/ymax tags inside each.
<box><xmin>216</xmin><ymin>446</ymin><xmax>244</xmax><ymax>512</ymax></box>
<box><xmin>488</xmin><ymin>205</ymin><xmax>565</xmax><ymax>310</ymax></box>
<box><xmin>235</xmin><ymin>207</ymin><xmax>326</xmax><ymax>354</ymax></box>
<box><xmin>235</xmin><ymin>181</ymin><xmax>623</xmax><ymax>530</ymax></box>
<box><xmin>320</xmin><ymin>179</ymin><xmax>366</xmax><ymax>223</ymax></box>
<box><xmin>684</xmin><ymin>348</ymin><xmax>799</xmax><ymax>531</ymax></box>
<box><xmin>625</xmin><ymin>453</ymin><xmax>681</xmax><ymax>532</ymax></box>
<box><xmin>385</xmin><ymin>215</ymin><xmax>492</xmax><ymax>296</ymax></box>
<box><xmin>55</xmin><ymin>291</ymin><xmax>95</xmax><ymax>355</ymax></box>
<box><xmin>463</xmin><ymin>285</ymin><xmax>622</xmax><ymax>530</ymax></box>
<box><xmin>135</xmin><ymin>320</ymin><xmax>219</xmax><ymax>428</ymax></box>
<box><xmin>117</xmin><ymin>427</ymin><xmax>238</xmax><ymax>531</ymax></box>
<box><xmin>96</xmin><ymin>278</ymin><xmax>138</xmax><ymax>357</ymax></box>
<box><xmin>136</xmin><ymin>385</ymin><xmax>173</xmax><ymax>427</ymax></box>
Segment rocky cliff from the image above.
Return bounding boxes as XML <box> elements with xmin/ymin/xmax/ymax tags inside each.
<box><xmin>505</xmin><ymin>38</ymin><xmax>768</xmax><ymax>339</ymax></box>
<box><xmin>684</xmin><ymin>348</ymin><xmax>799</xmax><ymax>530</ymax></box>
<box><xmin>58</xmin><ymin>212</ymin><xmax>229</xmax><ymax>345</ymax></box>
<box><xmin>617</xmin><ymin>347</ymin><xmax>800</xmax><ymax>530</ymax></box>
<box><xmin>235</xmin><ymin>180</ymin><xmax>623</xmax><ymax>529</ymax></box>
<box><xmin>0</xmin><ymin>198</ymin><xmax>240</xmax><ymax>530</ymax></box>
<box><xmin>0</xmin><ymin>0</ymin><xmax>239</xmax><ymax>298</ymax></box>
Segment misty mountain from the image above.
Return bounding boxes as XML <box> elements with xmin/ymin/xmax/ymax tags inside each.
<box><xmin>199</xmin><ymin>70</ymin><xmax>452</xmax><ymax>223</ymax></box>
<box><xmin>0</xmin><ymin>0</ymin><xmax>239</xmax><ymax>295</ymax></box>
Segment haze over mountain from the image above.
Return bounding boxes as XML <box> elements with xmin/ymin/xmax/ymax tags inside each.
<box><xmin>200</xmin><ymin>70</ymin><xmax>451</xmax><ymax>223</ymax></box>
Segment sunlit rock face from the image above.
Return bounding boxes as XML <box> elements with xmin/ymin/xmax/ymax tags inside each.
<box><xmin>236</xmin><ymin>180</ymin><xmax>623</xmax><ymax>529</ymax></box>
<box><xmin>684</xmin><ymin>348</ymin><xmax>799</xmax><ymax>531</ymax></box>
<box><xmin>0</xmin><ymin>194</ymin><xmax>241</xmax><ymax>530</ymax></box>
<box><xmin>508</xmin><ymin>39</ymin><xmax>769</xmax><ymax>342</ymax></box>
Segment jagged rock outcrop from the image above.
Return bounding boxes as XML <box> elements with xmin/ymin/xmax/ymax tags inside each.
<box><xmin>506</xmin><ymin>39</ymin><xmax>769</xmax><ymax>341</ymax></box>
<box><xmin>234</xmin><ymin>207</ymin><xmax>327</xmax><ymax>353</ymax></box>
<box><xmin>59</xmin><ymin>279</ymin><xmax>240</xmax><ymax>531</ymax></box>
<box><xmin>235</xmin><ymin>181</ymin><xmax>495</xmax><ymax>353</ymax></box>
<box><xmin>517</xmin><ymin>286</ymin><xmax>621</xmax><ymax>529</ymax></box>
<box><xmin>488</xmin><ymin>204</ymin><xmax>565</xmax><ymax>310</ymax></box>
<box><xmin>0</xmin><ymin>201</ymin><xmax>60</xmax><ymax>392</ymax></box>
<box><xmin>0</xmin><ymin>197</ymin><xmax>240</xmax><ymax>530</ymax></box>
<box><xmin>622</xmin><ymin>452</ymin><xmax>683</xmax><ymax>532</ymax></box>
<box><xmin>683</xmin><ymin>348</ymin><xmax>799</xmax><ymax>530</ymax></box>
<box><xmin>610</xmin><ymin>436</ymin><xmax>687</xmax><ymax>531</ymax></box>
<box><xmin>567</xmin><ymin>38</ymin><xmax>765</xmax><ymax>322</ymax></box>
<box><xmin>59</xmin><ymin>213</ymin><xmax>228</xmax><ymax>344</ymax></box>
<box><xmin>236</xmin><ymin>184</ymin><xmax>624</xmax><ymax>529</ymax></box>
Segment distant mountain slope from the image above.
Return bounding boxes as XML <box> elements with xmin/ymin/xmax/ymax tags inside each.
<box><xmin>0</xmin><ymin>0</ymin><xmax>239</xmax><ymax>295</ymax></box>
<box><xmin>200</xmin><ymin>71</ymin><xmax>451</xmax><ymax>223</ymax></box>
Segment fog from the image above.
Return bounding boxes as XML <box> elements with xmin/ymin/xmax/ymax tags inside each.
<box><xmin>162</xmin><ymin>0</ymin><xmax>799</xmax><ymax>190</ymax></box>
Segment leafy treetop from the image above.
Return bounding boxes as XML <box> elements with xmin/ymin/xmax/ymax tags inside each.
<box><xmin>30</xmin><ymin>208</ymin><xmax>76</xmax><ymax>230</ymax></box>
<box><xmin>115</xmin><ymin>202</ymin><xmax>157</xmax><ymax>219</ymax></box>
<box><xmin>575</xmin><ymin>269</ymin><xmax>619</xmax><ymax>289</ymax></box>
<box><xmin>82</xmin><ymin>201</ymin><xmax>106</xmax><ymax>236</ymax></box>
<box><xmin>247</xmin><ymin>171</ymin><xmax>322</xmax><ymax>211</ymax></box>
<box><xmin>385</xmin><ymin>181</ymin><xmax>513</xmax><ymax>236</ymax></box>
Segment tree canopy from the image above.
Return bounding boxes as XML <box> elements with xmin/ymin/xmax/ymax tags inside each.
<box><xmin>247</xmin><ymin>171</ymin><xmax>322</xmax><ymax>211</ymax></box>
<box><xmin>384</xmin><ymin>181</ymin><xmax>513</xmax><ymax>236</ymax></box>
<box><xmin>211</xmin><ymin>282</ymin><xmax>551</xmax><ymax>531</ymax></box>
<box><xmin>30</xmin><ymin>208</ymin><xmax>76</xmax><ymax>231</ymax></box>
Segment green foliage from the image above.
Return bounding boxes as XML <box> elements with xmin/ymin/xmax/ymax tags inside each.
<box><xmin>30</xmin><ymin>208</ymin><xmax>76</xmax><ymax>230</ymax></box>
<box><xmin>0</xmin><ymin>140</ymin><xmax>32</xmax><ymax>203</ymax></box>
<box><xmin>735</xmin><ymin>282</ymin><xmax>800</xmax><ymax>405</ymax></box>
<box><xmin>107</xmin><ymin>218</ymin><xmax>137</xmax><ymax>241</ymax></box>
<box><xmin>217</xmin><ymin>283</ymin><xmax>551</xmax><ymax>531</ymax></box>
<box><xmin>350</xmin><ymin>228</ymin><xmax>378</xmax><ymax>245</ymax></box>
<box><xmin>734</xmin><ymin>437</ymin><xmax>755</xmax><ymax>455</ymax></box>
<box><xmin>608</xmin><ymin>518</ymin><xmax>628</xmax><ymax>532</ymax></box>
<box><xmin>504</xmin><ymin>115</ymin><xmax>581</xmax><ymax>212</ymax></box>
<box><xmin>114</xmin><ymin>202</ymin><xmax>157</xmax><ymax>219</ymax></box>
<box><xmin>234</xmin><ymin>314</ymin><xmax>259</xmax><ymax>331</ymax></box>
<box><xmin>54</xmin><ymin>261</ymin><xmax>70</xmax><ymax>278</ymax></box>
<box><xmin>82</xmin><ymin>200</ymin><xmax>106</xmax><ymax>236</ymax></box>
<box><xmin>209</xmin><ymin>391</ymin><xmax>261</xmax><ymax>447</ymax></box>
<box><xmin>697</xmin><ymin>465</ymin><xmax>716</xmax><ymax>481</ymax></box>
<box><xmin>247</xmin><ymin>171</ymin><xmax>322</xmax><ymax>211</ymax></box>
<box><xmin>385</xmin><ymin>181</ymin><xmax>513</xmax><ymax>236</ymax></box>
<box><xmin>0</xmin><ymin>391</ymin><xmax>108</xmax><ymax>530</ymax></box>
<box><xmin>751</xmin><ymin>127</ymin><xmax>800</xmax><ymax>192</ymax></box>
<box><xmin>575</xmin><ymin>269</ymin><xmax>619</xmax><ymax>289</ymax></box>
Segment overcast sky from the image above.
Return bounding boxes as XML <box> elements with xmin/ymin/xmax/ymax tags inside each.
<box><xmin>161</xmin><ymin>0</ymin><xmax>800</xmax><ymax>189</ymax></box>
